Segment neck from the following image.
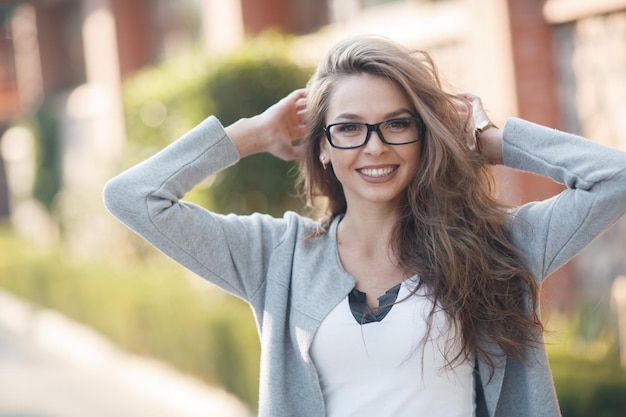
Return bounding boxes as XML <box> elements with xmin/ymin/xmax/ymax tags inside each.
<box><xmin>339</xmin><ymin>203</ymin><xmax>400</xmax><ymax>256</ymax></box>
<box><xmin>337</xmin><ymin>204</ymin><xmax>410</xmax><ymax>293</ymax></box>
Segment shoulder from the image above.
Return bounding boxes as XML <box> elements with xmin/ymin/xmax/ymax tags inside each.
<box><xmin>226</xmin><ymin>210</ymin><xmax>320</xmax><ymax>244</ymax></box>
<box><xmin>280</xmin><ymin>211</ymin><xmax>323</xmax><ymax>245</ymax></box>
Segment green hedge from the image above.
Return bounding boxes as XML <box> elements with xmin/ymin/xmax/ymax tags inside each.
<box><xmin>121</xmin><ymin>35</ymin><xmax>311</xmax><ymax>216</ymax></box>
<box><xmin>546</xmin><ymin>308</ymin><xmax>626</xmax><ymax>417</ymax></box>
<box><xmin>551</xmin><ymin>354</ymin><xmax>626</xmax><ymax>417</ymax></box>
<box><xmin>0</xmin><ymin>229</ymin><xmax>261</xmax><ymax>407</ymax></box>
<box><xmin>32</xmin><ymin>99</ymin><xmax>62</xmax><ymax>211</ymax></box>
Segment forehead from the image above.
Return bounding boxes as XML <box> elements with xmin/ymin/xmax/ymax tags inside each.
<box><xmin>326</xmin><ymin>74</ymin><xmax>411</xmax><ymax>122</ymax></box>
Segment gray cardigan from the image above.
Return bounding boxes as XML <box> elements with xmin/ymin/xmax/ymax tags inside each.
<box><xmin>103</xmin><ymin>116</ymin><xmax>626</xmax><ymax>417</ymax></box>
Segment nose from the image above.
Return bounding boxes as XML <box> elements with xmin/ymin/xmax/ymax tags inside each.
<box><xmin>363</xmin><ymin>130</ymin><xmax>387</xmax><ymax>155</ymax></box>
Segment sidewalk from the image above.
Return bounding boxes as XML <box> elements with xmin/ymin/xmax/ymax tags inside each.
<box><xmin>0</xmin><ymin>290</ymin><xmax>253</xmax><ymax>417</ymax></box>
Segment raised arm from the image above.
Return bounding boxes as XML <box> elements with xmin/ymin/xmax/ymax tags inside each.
<box><xmin>103</xmin><ymin>89</ymin><xmax>309</xmax><ymax>299</ymax></box>
<box><xmin>459</xmin><ymin>93</ymin><xmax>626</xmax><ymax>280</ymax></box>
<box><xmin>501</xmin><ymin>119</ymin><xmax>626</xmax><ymax>280</ymax></box>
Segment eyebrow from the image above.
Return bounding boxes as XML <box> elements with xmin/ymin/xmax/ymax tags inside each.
<box><xmin>333</xmin><ymin>108</ymin><xmax>414</xmax><ymax>122</ymax></box>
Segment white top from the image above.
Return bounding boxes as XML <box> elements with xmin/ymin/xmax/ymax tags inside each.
<box><xmin>310</xmin><ymin>279</ymin><xmax>475</xmax><ymax>417</ymax></box>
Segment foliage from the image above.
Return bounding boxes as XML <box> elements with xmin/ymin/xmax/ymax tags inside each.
<box><xmin>122</xmin><ymin>48</ymin><xmax>214</xmax><ymax>152</ymax></box>
<box><xmin>26</xmin><ymin>98</ymin><xmax>62</xmax><ymax>211</ymax></box>
<box><xmin>121</xmin><ymin>34</ymin><xmax>312</xmax><ymax>215</ymax></box>
<box><xmin>546</xmin><ymin>309</ymin><xmax>626</xmax><ymax>417</ymax></box>
<box><xmin>0</xmin><ymin>229</ymin><xmax>261</xmax><ymax>407</ymax></box>
<box><xmin>550</xmin><ymin>354</ymin><xmax>626</xmax><ymax>417</ymax></box>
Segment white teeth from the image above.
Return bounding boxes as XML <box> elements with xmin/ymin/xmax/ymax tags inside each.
<box><xmin>359</xmin><ymin>166</ymin><xmax>395</xmax><ymax>177</ymax></box>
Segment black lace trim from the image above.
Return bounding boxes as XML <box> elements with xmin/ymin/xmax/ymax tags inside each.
<box><xmin>348</xmin><ymin>283</ymin><xmax>401</xmax><ymax>325</ymax></box>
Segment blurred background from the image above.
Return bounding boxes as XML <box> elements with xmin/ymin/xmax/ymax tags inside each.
<box><xmin>0</xmin><ymin>0</ymin><xmax>625</xmax><ymax>416</ymax></box>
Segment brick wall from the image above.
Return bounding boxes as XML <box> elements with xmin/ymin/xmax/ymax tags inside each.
<box><xmin>240</xmin><ymin>0</ymin><xmax>328</xmax><ymax>35</ymax></box>
<box><xmin>508</xmin><ymin>0</ymin><xmax>561</xmax><ymax>128</ymax></box>
<box><xmin>551</xmin><ymin>9</ymin><xmax>626</xmax><ymax>303</ymax></box>
<box><xmin>507</xmin><ymin>0</ymin><xmax>574</xmax><ymax>312</ymax></box>
<box><xmin>110</xmin><ymin>0</ymin><xmax>154</xmax><ymax>80</ymax></box>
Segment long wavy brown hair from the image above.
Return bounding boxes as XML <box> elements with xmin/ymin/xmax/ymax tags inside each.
<box><xmin>298</xmin><ymin>36</ymin><xmax>543</xmax><ymax>375</ymax></box>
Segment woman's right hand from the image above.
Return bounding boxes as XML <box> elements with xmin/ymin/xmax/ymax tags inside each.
<box><xmin>225</xmin><ymin>89</ymin><xmax>308</xmax><ymax>161</ymax></box>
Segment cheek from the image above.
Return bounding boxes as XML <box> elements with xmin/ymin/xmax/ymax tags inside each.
<box><xmin>416</xmin><ymin>148</ymin><xmax>423</xmax><ymax>165</ymax></box>
<box><xmin>410</xmin><ymin>145</ymin><xmax>423</xmax><ymax>165</ymax></box>
<box><xmin>402</xmin><ymin>147</ymin><xmax>423</xmax><ymax>179</ymax></box>
<box><xmin>328</xmin><ymin>149</ymin><xmax>358</xmax><ymax>171</ymax></box>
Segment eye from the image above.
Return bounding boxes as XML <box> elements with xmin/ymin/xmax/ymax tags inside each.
<box><xmin>336</xmin><ymin>123</ymin><xmax>365</xmax><ymax>135</ymax></box>
<box><xmin>385</xmin><ymin>118</ymin><xmax>412</xmax><ymax>130</ymax></box>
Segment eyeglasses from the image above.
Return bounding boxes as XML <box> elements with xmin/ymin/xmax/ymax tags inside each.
<box><xmin>323</xmin><ymin>117</ymin><xmax>424</xmax><ymax>149</ymax></box>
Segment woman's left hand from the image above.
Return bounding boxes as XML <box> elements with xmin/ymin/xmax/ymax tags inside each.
<box><xmin>458</xmin><ymin>93</ymin><xmax>503</xmax><ymax>165</ymax></box>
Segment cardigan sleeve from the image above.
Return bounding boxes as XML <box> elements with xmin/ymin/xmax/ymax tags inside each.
<box><xmin>502</xmin><ymin>118</ymin><xmax>626</xmax><ymax>281</ymax></box>
<box><xmin>102</xmin><ymin>116</ymin><xmax>292</xmax><ymax>300</ymax></box>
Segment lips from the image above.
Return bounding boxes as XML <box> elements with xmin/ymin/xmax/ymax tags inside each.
<box><xmin>357</xmin><ymin>166</ymin><xmax>397</xmax><ymax>178</ymax></box>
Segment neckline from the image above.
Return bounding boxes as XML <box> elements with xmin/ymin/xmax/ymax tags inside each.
<box><xmin>348</xmin><ymin>283</ymin><xmax>402</xmax><ymax>325</ymax></box>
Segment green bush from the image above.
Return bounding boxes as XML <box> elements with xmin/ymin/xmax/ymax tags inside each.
<box><xmin>32</xmin><ymin>99</ymin><xmax>62</xmax><ymax>211</ymax></box>
<box><xmin>550</xmin><ymin>355</ymin><xmax>626</xmax><ymax>417</ymax></box>
<box><xmin>122</xmin><ymin>48</ymin><xmax>214</xmax><ymax>152</ymax></box>
<box><xmin>547</xmin><ymin>310</ymin><xmax>626</xmax><ymax>417</ymax></box>
<box><xmin>122</xmin><ymin>34</ymin><xmax>311</xmax><ymax>215</ymax></box>
<box><xmin>0</xmin><ymin>229</ymin><xmax>261</xmax><ymax>407</ymax></box>
<box><xmin>11</xmin><ymin>99</ymin><xmax>62</xmax><ymax>213</ymax></box>
<box><xmin>207</xmin><ymin>45</ymin><xmax>311</xmax><ymax>216</ymax></box>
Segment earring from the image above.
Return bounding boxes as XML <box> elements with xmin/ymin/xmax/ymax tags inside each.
<box><xmin>320</xmin><ymin>156</ymin><xmax>328</xmax><ymax>170</ymax></box>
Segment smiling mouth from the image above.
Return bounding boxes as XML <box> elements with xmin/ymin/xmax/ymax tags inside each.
<box><xmin>358</xmin><ymin>166</ymin><xmax>397</xmax><ymax>178</ymax></box>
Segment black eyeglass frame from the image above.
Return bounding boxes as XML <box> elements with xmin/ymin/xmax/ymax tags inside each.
<box><xmin>322</xmin><ymin>116</ymin><xmax>425</xmax><ymax>150</ymax></box>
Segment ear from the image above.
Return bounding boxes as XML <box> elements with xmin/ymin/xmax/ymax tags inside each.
<box><xmin>318</xmin><ymin>135</ymin><xmax>330</xmax><ymax>162</ymax></box>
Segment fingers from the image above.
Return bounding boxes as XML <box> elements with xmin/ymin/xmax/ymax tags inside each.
<box><xmin>457</xmin><ymin>93</ymin><xmax>484</xmax><ymax>112</ymax></box>
<box><xmin>294</xmin><ymin>90</ymin><xmax>308</xmax><ymax>127</ymax></box>
<box><xmin>288</xmin><ymin>88</ymin><xmax>307</xmax><ymax>109</ymax></box>
<box><xmin>274</xmin><ymin>88</ymin><xmax>307</xmax><ymax>128</ymax></box>
<box><xmin>457</xmin><ymin>92</ymin><xmax>480</xmax><ymax>104</ymax></box>
<box><xmin>291</xmin><ymin>87</ymin><xmax>307</xmax><ymax>98</ymax></box>
<box><xmin>296</xmin><ymin>97</ymin><xmax>307</xmax><ymax>126</ymax></box>
<box><xmin>258</xmin><ymin>88</ymin><xmax>309</xmax><ymax>161</ymax></box>
<box><xmin>280</xmin><ymin>89</ymin><xmax>308</xmax><ymax>160</ymax></box>
<box><xmin>457</xmin><ymin>92</ymin><xmax>490</xmax><ymax>122</ymax></box>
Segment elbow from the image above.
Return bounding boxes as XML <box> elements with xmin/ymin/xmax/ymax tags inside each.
<box><xmin>102</xmin><ymin>174</ymin><xmax>140</xmax><ymax>220</ymax></box>
<box><xmin>102</xmin><ymin>176</ymin><xmax>123</xmax><ymax>217</ymax></box>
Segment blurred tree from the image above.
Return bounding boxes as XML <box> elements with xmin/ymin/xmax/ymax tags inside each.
<box><xmin>32</xmin><ymin>99</ymin><xmax>62</xmax><ymax>211</ymax></box>
<box><xmin>209</xmin><ymin>50</ymin><xmax>310</xmax><ymax>216</ymax></box>
<box><xmin>122</xmin><ymin>34</ymin><xmax>311</xmax><ymax>217</ymax></box>
<box><xmin>123</xmin><ymin>48</ymin><xmax>215</xmax><ymax>152</ymax></box>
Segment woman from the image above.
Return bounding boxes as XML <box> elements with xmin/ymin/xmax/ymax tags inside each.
<box><xmin>103</xmin><ymin>36</ymin><xmax>626</xmax><ymax>416</ymax></box>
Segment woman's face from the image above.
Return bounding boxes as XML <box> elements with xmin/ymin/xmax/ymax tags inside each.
<box><xmin>320</xmin><ymin>73</ymin><xmax>422</xmax><ymax>211</ymax></box>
